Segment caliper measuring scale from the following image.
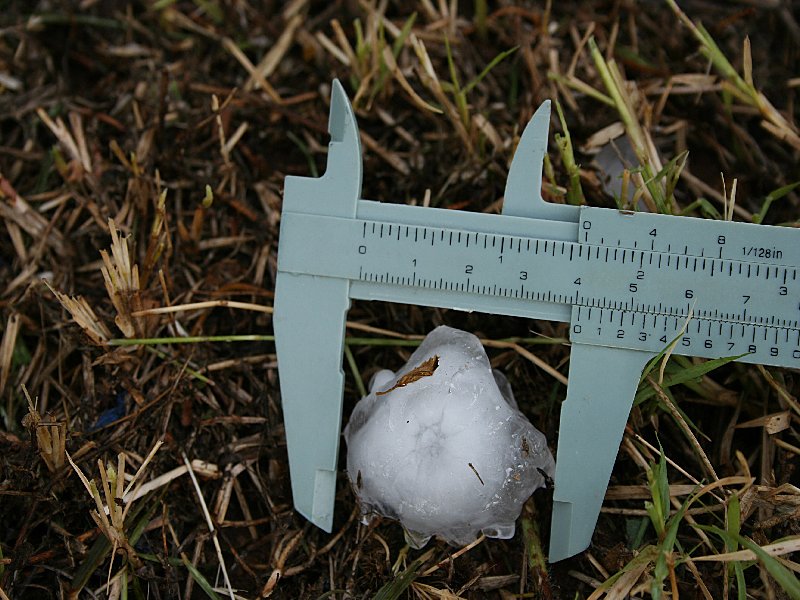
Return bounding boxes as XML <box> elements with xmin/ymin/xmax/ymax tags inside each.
<box><xmin>274</xmin><ymin>80</ymin><xmax>800</xmax><ymax>561</ymax></box>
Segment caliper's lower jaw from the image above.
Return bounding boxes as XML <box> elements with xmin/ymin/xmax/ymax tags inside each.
<box><xmin>274</xmin><ymin>271</ymin><xmax>351</xmax><ymax>536</ymax></box>
<box><xmin>548</xmin><ymin>343</ymin><xmax>655</xmax><ymax>562</ymax></box>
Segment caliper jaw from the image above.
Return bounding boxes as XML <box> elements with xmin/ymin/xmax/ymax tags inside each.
<box><xmin>282</xmin><ymin>80</ymin><xmax>362</xmax><ymax>218</ymax></box>
<box><xmin>549</xmin><ymin>343</ymin><xmax>654</xmax><ymax>561</ymax></box>
<box><xmin>502</xmin><ymin>100</ymin><xmax>579</xmax><ymax>224</ymax></box>
<box><xmin>274</xmin><ymin>80</ymin><xmax>362</xmax><ymax>532</ymax></box>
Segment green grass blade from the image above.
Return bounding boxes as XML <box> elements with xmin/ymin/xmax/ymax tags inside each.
<box><xmin>354</xmin><ymin>18</ymin><xmax>366</xmax><ymax>64</ymax></box>
<box><xmin>737</xmin><ymin>536</ymin><xmax>800</xmax><ymax>598</ymax></box>
<box><xmin>547</xmin><ymin>72</ymin><xmax>615</xmax><ymax>107</ymax></box>
<box><xmin>680</xmin><ymin>198</ymin><xmax>722</xmax><ymax>220</ymax></box>
<box><xmin>734</xmin><ymin>563</ymin><xmax>747</xmax><ymax>600</ymax></box>
<box><xmin>651</xmin><ymin>492</ymin><xmax>691</xmax><ymax>599</ymax></box>
<box><xmin>109</xmin><ymin>334</ymin><xmax>275</xmax><ymax>346</ymax></box>
<box><xmin>287</xmin><ymin>131</ymin><xmax>318</xmax><ymax>178</ymax></box>
<box><xmin>704</xmin><ymin>527</ymin><xmax>800</xmax><ymax>599</ymax></box>
<box><xmin>753</xmin><ymin>181</ymin><xmax>800</xmax><ymax>224</ymax></box>
<box><xmin>181</xmin><ymin>556</ymin><xmax>222</xmax><ymax>600</ymax></box>
<box><xmin>726</xmin><ymin>492</ymin><xmax>742</xmax><ymax>596</ymax></box>
<box><xmin>392</xmin><ymin>12</ymin><xmax>417</xmax><ymax>57</ymax></box>
<box><xmin>462</xmin><ymin>46</ymin><xmax>518</xmax><ymax>96</ymax></box>
<box><xmin>474</xmin><ymin>0</ymin><xmax>487</xmax><ymax>39</ymax></box>
<box><xmin>444</xmin><ymin>36</ymin><xmax>462</xmax><ymax>97</ymax></box>
<box><xmin>645</xmin><ymin>449</ymin><xmax>669</xmax><ymax>536</ymax></box>
<box><xmin>69</xmin><ymin>491</ymin><xmax>160</xmax><ymax>594</ymax></box>
<box><xmin>344</xmin><ymin>344</ymin><xmax>367</xmax><ymax>397</ymax></box>
<box><xmin>635</xmin><ymin>353</ymin><xmax>745</xmax><ymax>404</ymax></box>
<box><xmin>121</xmin><ymin>568</ymin><xmax>128</xmax><ymax>600</ymax></box>
<box><xmin>726</xmin><ymin>493</ymin><xmax>741</xmax><ymax>551</ymax></box>
<box><xmin>553</xmin><ymin>100</ymin><xmax>584</xmax><ymax>205</ymax></box>
<box><xmin>70</xmin><ymin>534</ymin><xmax>112</xmax><ymax>593</ymax></box>
<box><xmin>374</xmin><ymin>554</ymin><xmax>428</xmax><ymax>600</ymax></box>
<box><xmin>658</xmin><ymin>151</ymin><xmax>689</xmax><ymax>208</ymax></box>
<box><xmin>193</xmin><ymin>0</ymin><xmax>223</xmax><ymax>24</ymax></box>
<box><xmin>369</xmin><ymin>12</ymin><xmax>414</xmax><ymax>103</ymax></box>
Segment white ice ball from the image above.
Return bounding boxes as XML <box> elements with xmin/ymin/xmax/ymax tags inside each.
<box><xmin>344</xmin><ymin>325</ymin><xmax>555</xmax><ymax>547</ymax></box>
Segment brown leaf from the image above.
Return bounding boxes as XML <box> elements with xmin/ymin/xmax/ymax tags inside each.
<box><xmin>376</xmin><ymin>355</ymin><xmax>439</xmax><ymax>396</ymax></box>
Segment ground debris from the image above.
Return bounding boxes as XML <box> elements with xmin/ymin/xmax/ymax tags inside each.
<box><xmin>1</xmin><ymin>1</ymin><xmax>798</xmax><ymax>598</ymax></box>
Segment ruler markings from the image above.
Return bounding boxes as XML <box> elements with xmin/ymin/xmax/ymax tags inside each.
<box><xmin>291</xmin><ymin>216</ymin><xmax>800</xmax><ymax>357</ymax></box>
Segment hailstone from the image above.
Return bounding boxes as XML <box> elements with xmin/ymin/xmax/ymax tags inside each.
<box><xmin>344</xmin><ymin>325</ymin><xmax>555</xmax><ymax>548</ymax></box>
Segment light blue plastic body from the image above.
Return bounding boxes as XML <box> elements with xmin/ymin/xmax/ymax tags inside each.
<box><xmin>274</xmin><ymin>80</ymin><xmax>800</xmax><ymax>561</ymax></box>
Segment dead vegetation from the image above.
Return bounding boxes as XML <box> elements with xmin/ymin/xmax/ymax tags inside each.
<box><xmin>1</xmin><ymin>1</ymin><xmax>799</xmax><ymax>598</ymax></box>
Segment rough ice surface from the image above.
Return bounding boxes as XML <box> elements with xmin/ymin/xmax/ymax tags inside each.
<box><xmin>344</xmin><ymin>325</ymin><xmax>555</xmax><ymax>548</ymax></box>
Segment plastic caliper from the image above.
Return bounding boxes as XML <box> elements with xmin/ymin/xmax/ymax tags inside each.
<box><xmin>274</xmin><ymin>80</ymin><xmax>800</xmax><ymax>561</ymax></box>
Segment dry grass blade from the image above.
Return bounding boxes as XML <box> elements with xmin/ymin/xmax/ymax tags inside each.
<box><xmin>141</xmin><ymin>188</ymin><xmax>170</xmax><ymax>286</ymax></box>
<box><xmin>65</xmin><ymin>439</ymin><xmax>162</xmax><ymax>580</ymax></box>
<box><xmin>692</xmin><ymin>536</ymin><xmax>800</xmax><ymax>562</ymax></box>
<box><xmin>722</xmin><ymin>175</ymin><xmax>738</xmax><ymax>222</ymax></box>
<box><xmin>181</xmin><ymin>451</ymin><xmax>236</xmax><ymax>600</ymax></box>
<box><xmin>244</xmin><ymin>14</ymin><xmax>303</xmax><ymax>92</ymax></box>
<box><xmin>36</xmin><ymin>108</ymin><xmax>92</xmax><ymax>174</ymax></box>
<box><xmin>380</xmin><ymin>45</ymin><xmax>442</xmax><ymax>114</ymax></box>
<box><xmin>21</xmin><ymin>385</ymin><xmax>65</xmax><ymax>473</ymax></box>
<box><xmin>411</xmin><ymin>35</ymin><xmax>472</xmax><ymax>149</ymax></box>
<box><xmin>0</xmin><ymin>182</ymin><xmax>66</xmax><ymax>254</ymax></box>
<box><xmin>487</xmin><ymin>339</ymin><xmax>568</xmax><ymax>386</ymax></box>
<box><xmin>34</xmin><ymin>418</ymin><xmax>66</xmax><ymax>473</ymax></box>
<box><xmin>735</xmin><ymin>411</ymin><xmax>791</xmax><ymax>435</ymax></box>
<box><xmin>420</xmin><ymin>534</ymin><xmax>485</xmax><ymax>577</ymax></box>
<box><xmin>646</xmin><ymin>376</ymin><xmax>719</xmax><ymax>482</ymax></box>
<box><xmin>0</xmin><ymin>313</ymin><xmax>20</xmax><ymax>398</ymax></box>
<box><xmin>121</xmin><ymin>440</ymin><xmax>164</xmax><ymax>514</ymax></box>
<box><xmin>43</xmin><ymin>280</ymin><xmax>112</xmax><ymax>345</ymax></box>
<box><xmin>757</xmin><ymin>364</ymin><xmax>800</xmax><ymax>418</ymax></box>
<box><xmin>221</xmin><ymin>37</ymin><xmax>282</xmax><ymax>102</ymax></box>
<box><xmin>122</xmin><ymin>460</ymin><xmax>220</xmax><ymax>506</ymax></box>
<box><xmin>66</xmin><ymin>452</ymin><xmax>139</xmax><ymax>571</ymax></box>
<box><xmin>359</xmin><ymin>129</ymin><xmax>411</xmax><ymax>174</ymax></box>
<box><xmin>410</xmin><ymin>582</ymin><xmax>467</xmax><ymax>599</ymax></box>
<box><xmin>100</xmin><ymin>219</ymin><xmax>143</xmax><ymax>338</ymax></box>
<box><xmin>131</xmin><ymin>299</ymin><xmax>274</xmax><ymax>317</ymax></box>
<box><xmin>586</xmin><ymin>548</ymin><xmax>656</xmax><ymax>600</ymax></box>
<box><xmin>683</xmin><ymin>559</ymin><xmax>714</xmax><ymax>600</ymax></box>
<box><xmin>261</xmin><ymin>530</ymin><xmax>304</xmax><ymax>597</ymax></box>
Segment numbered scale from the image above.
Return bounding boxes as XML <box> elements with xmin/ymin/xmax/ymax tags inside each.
<box><xmin>273</xmin><ymin>80</ymin><xmax>800</xmax><ymax>562</ymax></box>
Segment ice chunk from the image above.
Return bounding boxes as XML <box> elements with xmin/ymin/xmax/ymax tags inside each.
<box><xmin>344</xmin><ymin>325</ymin><xmax>555</xmax><ymax>547</ymax></box>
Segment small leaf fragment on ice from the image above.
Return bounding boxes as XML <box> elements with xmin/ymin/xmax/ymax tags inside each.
<box><xmin>376</xmin><ymin>355</ymin><xmax>439</xmax><ymax>396</ymax></box>
<box><xmin>344</xmin><ymin>326</ymin><xmax>555</xmax><ymax>548</ymax></box>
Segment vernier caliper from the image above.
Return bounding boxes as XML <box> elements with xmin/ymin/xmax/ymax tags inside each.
<box><xmin>274</xmin><ymin>80</ymin><xmax>800</xmax><ymax>561</ymax></box>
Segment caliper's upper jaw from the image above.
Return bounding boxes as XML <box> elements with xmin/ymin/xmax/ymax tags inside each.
<box><xmin>282</xmin><ymin>79</ymin><xmax>362</xmax><ymax>218</ymax></box>
<box><xmin>502</xmin><ymin>99</ymin><xmax>579</xmax><ymax>224</ymax></box>
<box><xmin>275</xmin><ymin>79</ymin><xmax>362</xmax><ymax>532</ymax></box>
